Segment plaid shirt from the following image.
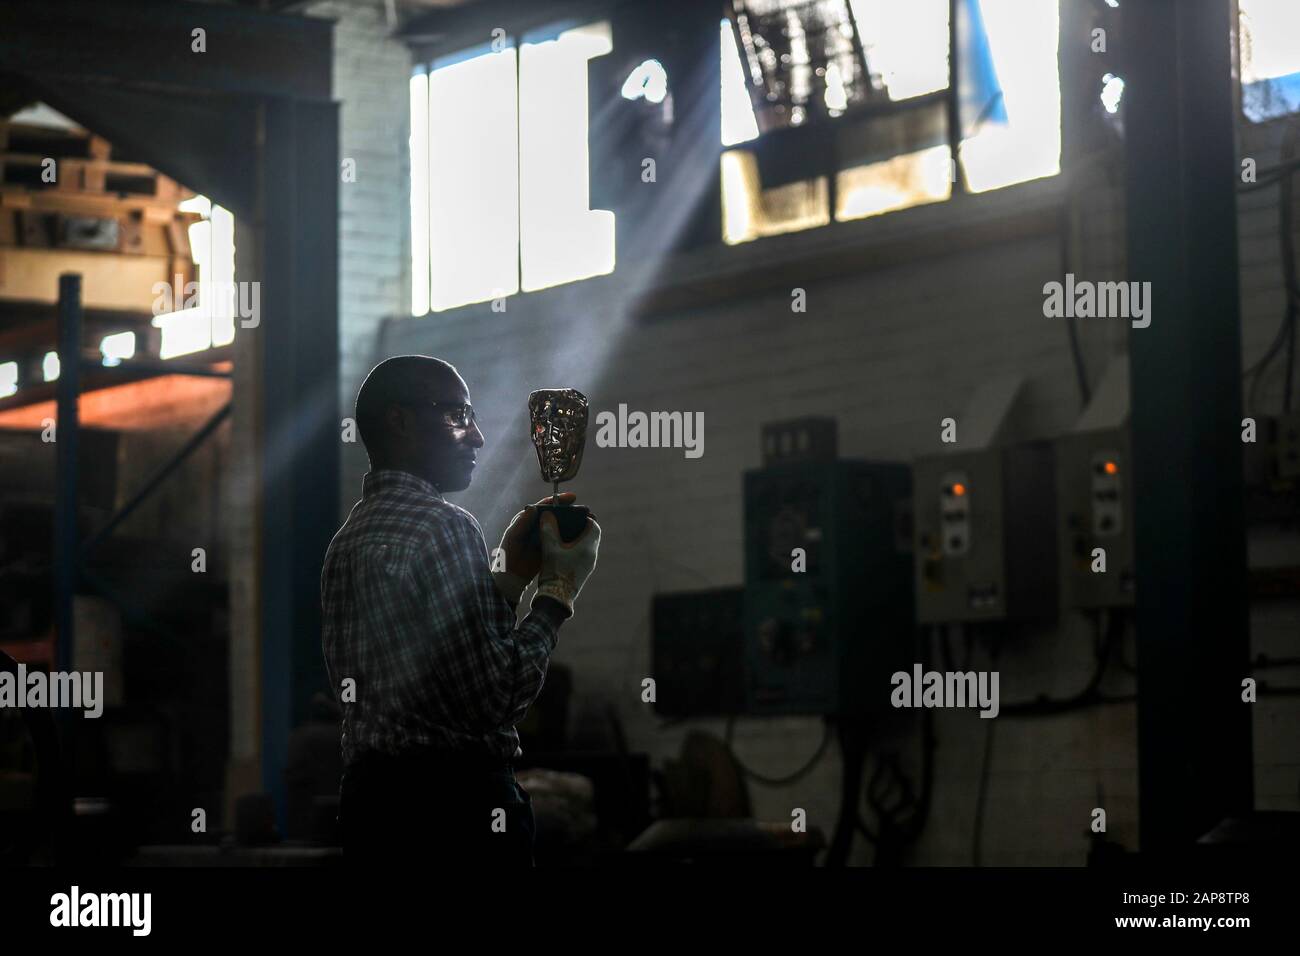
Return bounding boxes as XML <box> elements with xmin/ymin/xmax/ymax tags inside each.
<box><xmin>322</xmin><ymin>469</ymin><xmax>562</xmax><ymax>767</ymax></box>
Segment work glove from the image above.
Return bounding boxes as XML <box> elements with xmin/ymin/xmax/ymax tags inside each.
<box><xmin>492</xmin><ymin>493</ymin><xmax>576</xmax><ymax>606</ymax></box>
<box><xmin>531</xmin><ymin>512</ymin><xmax>601</xmax><ymax>618</ymax></box>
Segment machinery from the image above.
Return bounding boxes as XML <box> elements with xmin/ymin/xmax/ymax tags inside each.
<box><xmin>743</xmin><ymin>457</ymin><xmax>913</xmax><ymax>715</ymax></box>
<box><xmin>913</xmin><ymin>442</ymin><xmax>1058</xmax><ymax>623</ymax></box>
<box><xmin>1055</xmin><ymin>427</ymin><xmax>1135</xmax><ymax>608</ymax></box>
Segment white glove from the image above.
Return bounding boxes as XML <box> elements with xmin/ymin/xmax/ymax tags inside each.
<box><xmin>531</xmin><ymin>512</ymin><xmax>601</xmax><ymax>618</ymax></box>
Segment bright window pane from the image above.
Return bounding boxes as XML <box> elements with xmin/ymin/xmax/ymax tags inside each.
<box><xmin>958</xmin><ymin>0</ymin><xmax>1060</xmax><ymax>193</ymax></box>
<box><xmin>429</xmin><ymin>46</ymin><xmax>519</xmax><ymax>311</ymax></box>
<box><xmin>519</xmin><ymin>22</ymin><xmax>615</xmax><ymax>293</ymax></box>
<box><xmin>849</xmin><ymin>0</ymin><xmax>949</xmax><ymax>101</ymax></box>
<box><xmin>0</xmin><ymin>362</ymin><xmax>16</xmax><ymax>398</ymax></box>
<box><xmin>722</xmin><ymin>19</ymin><xmax>760</xmax><ymax>146</ymax></box>
<box><xmin>409</xmin><ymin>71</ymin><xmax>430</xmax><ymax>316</ymax></box>
<box><xmin>721</xmin><ymin>150</ymin><xmax>829</xmax><ymax>244</ymax></box>
<box><xmin>155</xmin><ymin>195</ymin><xmax>236</xmax><ymax>359</ymax></box>
<box><xmin>1241</xmin><ymin>0</ymin><xmax>1300</xmax><ymax>121</ymax></box>
<box><xmin>837</xmin><ymin>144</ymin><xmax>952</xmax><ymax>221</ymax></box>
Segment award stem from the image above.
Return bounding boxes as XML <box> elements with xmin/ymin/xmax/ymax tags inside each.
<box><xmin>552</xmin><ymin>480</ymin><xmax>560</xmax><ymax>503</ymax></box>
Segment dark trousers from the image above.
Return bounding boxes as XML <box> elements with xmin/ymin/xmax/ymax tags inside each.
<box><xmin>339</xmin><ymin>748</ymin><xmax>535</xmax><ymax>867</ymax></box>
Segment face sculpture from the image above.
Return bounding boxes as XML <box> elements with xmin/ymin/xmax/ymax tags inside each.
<box><xmin>528</xmin><ymin>388</ymin><xmax>589</xmax><ymax>485</ymax></box>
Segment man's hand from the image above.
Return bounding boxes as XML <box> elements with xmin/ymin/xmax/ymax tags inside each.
<box><xmin>532</xmin><ymin>512</ymin><xmax>600</xmax><ymax>619</ymax></box>
<box><xmin>497</xmin><ymin>492</ymin><xmax>576</xmax><ymax>582</ymax></box>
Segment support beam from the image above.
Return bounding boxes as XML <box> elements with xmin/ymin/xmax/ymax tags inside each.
<box><xmin>0</xmin><ymin>0</ymin><xmax>332</xmax><ymax>102</ymax></box>
<box><xmin>1125</xmin><ymin>0</ymin><xmax>1253</xmax><ymax>853</ymax></box>
<box><xmin>54</xmin><ymin>272</ymin><xmax>81</xmax><ymax>673</ymax></box>
<box><xmin>258</xmin><ymin>97</ymin><xmax>340</xmax><ymax>827</ymax></box>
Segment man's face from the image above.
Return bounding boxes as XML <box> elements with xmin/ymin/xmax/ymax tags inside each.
<box><xmin>395</xmin><ymin>373</ymin><xmax>485</xmax><ymax>493</ymax></box>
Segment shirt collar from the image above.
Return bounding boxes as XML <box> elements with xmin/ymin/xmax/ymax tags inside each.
<box><xmin>361</xmin><ymin>469</ymin><xmax>444</xmax><ymax>501</ymax></box>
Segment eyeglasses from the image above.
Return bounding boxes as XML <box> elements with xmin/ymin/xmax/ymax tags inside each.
<box><xmin>414</xmin><ymin>401</ymin><xmax>477</xmax><ymax>429</ymax></box>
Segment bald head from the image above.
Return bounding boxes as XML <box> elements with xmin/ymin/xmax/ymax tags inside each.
<box><xmin>355</xmin><ymin>355</ymin><xmax>484</xmax><ymax>492</ymax></box>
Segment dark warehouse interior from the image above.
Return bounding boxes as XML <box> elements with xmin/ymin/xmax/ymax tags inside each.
<box><xmin>0</xmin><ymin>0</ymin><xmax>1295</xmax><ymax>935</ymax></box>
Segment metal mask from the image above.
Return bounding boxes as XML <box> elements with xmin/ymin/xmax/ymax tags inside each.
<box><xmin>528</xmin><ymin>388</ymin><xmax>589</xmax><ymax>486</ymax></box>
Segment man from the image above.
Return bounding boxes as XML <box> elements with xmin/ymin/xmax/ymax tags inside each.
<box><xmin>322</xmin><ymin>355</ymin><xmax>601</xmax><ymax>866</ymax></box>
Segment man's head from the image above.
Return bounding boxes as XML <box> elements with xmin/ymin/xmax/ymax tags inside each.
<box><xmin>355</xmin><ymin>355</ymin><xmax>485</xmax><ymax>493</ymax></box>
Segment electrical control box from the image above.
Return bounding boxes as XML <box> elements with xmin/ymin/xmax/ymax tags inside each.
<box><xmin>913</xmin><ymin>442</ymin><xmax>1058</xmax><ymax>623</ymax></box>
<box><xmin>743</xmin><ymin>459</ymin><xmax>913</xmax><ymax>716</ymax></box>
<box><xmin>651</xmin><ymin>587</ymin><xmax>745</xmax><ymax>717</ymax></box>
<box><xmin>1055</xmin><ymin>427</ymin><xmax>1135</xmax><ymax>608</ymax></box>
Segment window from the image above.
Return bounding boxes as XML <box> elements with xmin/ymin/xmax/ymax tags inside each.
<box><xmin>1240</xmin><ymin>0</ymin><xmax>1300</xmax><ymax>122</ymax></box>
<box><xmin>151</xmin><ymin>194</ymin><xmax>237</xmax><ymax>360</ymax></box>
<box><xmin>720</xmin><ymin>0</ymin><xmax>1061</xmax><ymax>244</ymax></box>
<box><xmin>410</xmin><ymin>5</ymin><xmax>1064</xmax><ymax>294</ymax></box>
<box><xmin>411</xmin><ymin>22</ymin><xmax>616</xmax><ymax>315</ymax></box>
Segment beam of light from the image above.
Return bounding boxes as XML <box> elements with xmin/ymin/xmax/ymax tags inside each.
<box><xmin>100</xmin><ymin>331</ymin><xmax>136</xmax><ymax>367</ymax></box>
<box><xmin>43</xmin><ymin>351</ymin><xmax>59</xmax><ymax>382</ymax></box>
<box><xmin>409</xmin><ymin>70</ymin><xmax>430</xmax><ymax>316</ymax></box>
<box><xmin>428</xmin><ymin>44</ymin><xmax>519</xmax><ymax>312</ymax></box>
<box><xmin>0</xmin><ymin>361</ymin><xmax>16</xmax><ymax>398</ymax></box>
<box><xmin>520</xmin><ymin>22</ymin><xmax>616</xmax><ymax>293</ymax></box>
<box><xmin>452</xmin><ymin>33</ymin><xmax>728</xmax><ymax>527</ymax></box>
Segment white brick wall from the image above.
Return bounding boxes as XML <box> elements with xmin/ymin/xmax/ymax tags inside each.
<box><xmin>322</xmin><ymin>5</ymin><xmax>1299</xmax><ymax>864</ymax></box>
<box><xmin>305</xmin><ymin>0</ymin><xmax>411</xmax><ymax>505</ymax></box>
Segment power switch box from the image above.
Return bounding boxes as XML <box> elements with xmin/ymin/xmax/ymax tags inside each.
<box><xmin>1056</xmin><ymin>427</ymin><xmax>1135</xmax><ymax>607</ymax></box>
<box><xmin>913</xmin><ymin>442</ymin><xmax>1058</xmax><ymax>623</ymax></box>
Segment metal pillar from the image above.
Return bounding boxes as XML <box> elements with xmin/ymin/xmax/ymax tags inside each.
<box><xmin>54</xmin><ymin>273</ymin><xmax>81</xmax><ymax>673</ymax></box>
<box><xmin>259</xmin><ymin>96</ymin><xmax>341</xmax><ymax>828</ymax></box>
<box><xmin>1125</xmin><ymin>0</ymin><xmax>1253</xmax><ymax>853</ymax></box>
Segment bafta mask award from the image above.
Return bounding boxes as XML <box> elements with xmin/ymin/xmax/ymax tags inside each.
<box><xmin>528</xmin><ymin>388</ymin><xmax>594</xmax><ymax>543</ymax></box>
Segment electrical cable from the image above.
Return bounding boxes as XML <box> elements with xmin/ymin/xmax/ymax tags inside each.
<box><xmin>1243</xmin><ymin>119</ymin><xmax>1300</xmax><ymax>413</ymax></box>
<box><xmin>729</xmin><ymin>717</ymin><xmax>833</xmax><ymax>787</ymax></box>
<box><xmin>825</xmin><ymin>719</ymin><xmax>869</xmax><ymax>867</ymax></box>
<box><xmin>1239</xmin><ymin>154</ymin><xmax>1300</xmax><ymax>192</ymax></box>
<box><xmin>856</xmin><ymin>633</ymin><xmax>938</xmax><ymax>866</ymax></box>
<box><xmin>998</xmin><ymin>611</ymin><xmax>1121</xmax><ymax>716</ymax></box>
